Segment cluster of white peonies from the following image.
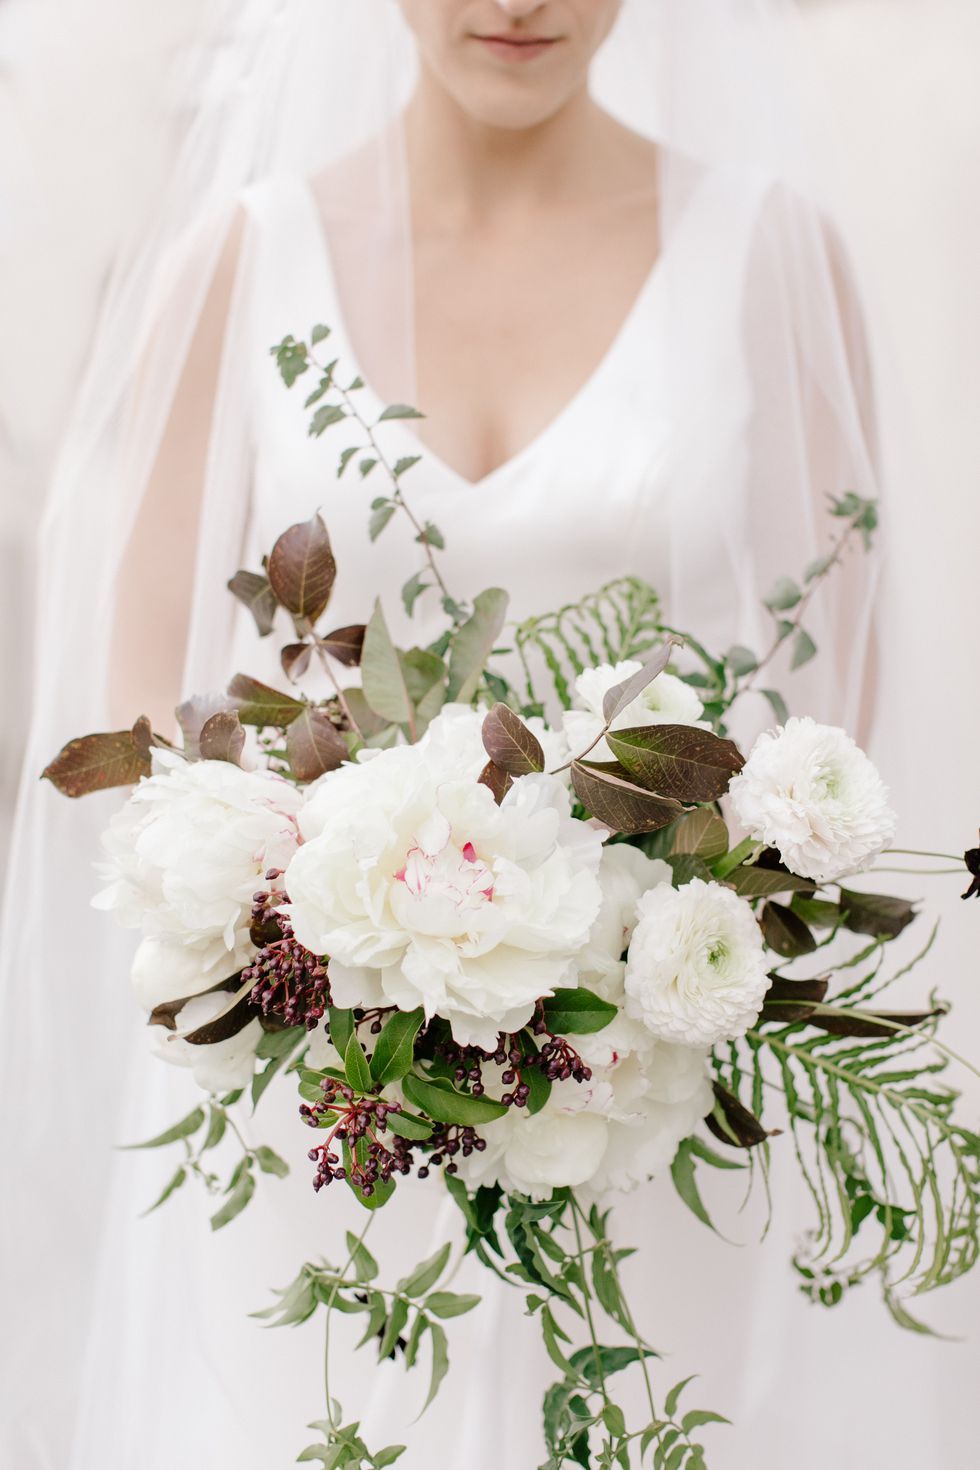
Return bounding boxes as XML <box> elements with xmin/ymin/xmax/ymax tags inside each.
<box><xmin>730</xmin><ymin>715</ymin><xmax>896</xmax><ymax>883</ymax></box>
<box><xmin>459</xmin><ymin>844</ymin><xmax>714</xmax><ymax>1199</ymax></box>
<box><xmin>562</xmin><ymin>658</ymin><xmax>707</xmax><ymax>763</ymax></box>
<box><xmin>285</xmin><ymin>705</ymin><xmax>602</xmax><ymax>1050</ymax></box>
<box><xmin>95</xmin><ymin>748</ymin><xmax>304</xmax><ymax>1004</ymax></box>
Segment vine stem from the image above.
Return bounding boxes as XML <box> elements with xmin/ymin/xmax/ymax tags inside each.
<box><xmin>736</xmin><ymin>516</ymin><xmax>858</xmax><ymax>698</ymax></box>
<box><xmin>324</xmin><ymin>1215</ymin><xmax>376</xmax><ymax>1429</ymax></box>
<box><xmin>571</xmin><ymin>1206</ymin><xmax>611</xmax><ymax>1413</ymax></box>
<box><xmin>306</xmin><ymin>632</ymin><xmax>365</xmax><ymax>742</ymax></box>
<box><xmin>886</xmin><ymin>848</ymin><xmax>963</xmax><ymax>863</ymax></box>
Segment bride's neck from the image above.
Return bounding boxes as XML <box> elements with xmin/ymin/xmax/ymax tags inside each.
<box><xmin>404</xmin><ymin>71</ymin><xmax>612</xmax><ymax>229</ymax></box>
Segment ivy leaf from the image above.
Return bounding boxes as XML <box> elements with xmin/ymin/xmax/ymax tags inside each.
<box><xmin>378</xmin><ymin>403</ymin><xmax>425</xmax><ymax>421</ymax></box>
<box><xmin>791</xmin><ymin>629</ymin><xmax>818</xmax><ymax>670</ymax></box>
<box><xmin>267</xmin><ymin>512</ymin><xmax>336</xmax><ymax>624</ymax></box>
<box><xmin>210</xmin><ymin>1165</ymin><xmax>255</xmax><ymax>1230</ymax></box>
<box><xmin>227</xmin><ymin>569</ymin><xmax>278</xmax><ymax>637</ymax></box>
<box><xmin>446</xmin><ymin>588</ymin><xmax>509</xmax><ymax>704</ymax></box>
<box><xmin>606</xmin><ymin>724</ymin><xmax>744</xmax><ymax>804</ymax></box>
<box><xmin>253</xmin><ymin>1145</ymin><xmax>290</xmax><ymax>1178</ymax></box>
<box><xmin>399</xmin><ymin>1242</ymin><xmax>451</xmax><ymax>1298</ymax></box>
<box><xmin>286</xmin><ymin>707</ymin><xmax>348</xmax><ymax>781</ymax></box>
<box><xmin>764</xmin><ymin>577</ymin><xmax>802</xmax><ymax>612</ymax></box>
<box><xmin>541</xmin><ymin>988</ymin><xmax>617</xmax><ymax>1035</ymax></box>
<box><xmin>370</xmin><ymin>1008</ymin><xmax>425</xmax><ymax>1085</ymax></box>
<box><xmin>120</xmin><ymin>1106</ymin><xmax>205</xmax><ymax>1150</ymax></box>
<box><xmin>402</xmin><ymin>1074</ymin><xmax>508</xmax><ymax>1126</ymax></box>
<box><xmin>570</xmin><ymin>762</ymin><xmax>683</xmax><ymax>835</ymax></box>
<box><xmin>42</xmin><ymin>729</ymin><xmax>151</xmax><ymax>798</ymax></box>
<box><xmin>344</xmin><ymin>1033</ymin><xmax>373</xmax><ymax>1094</ymax></box>
<box><xmin>481</xmin><ymin>704</ymin><xmax>545</xmax><ymax>776</ymax></box>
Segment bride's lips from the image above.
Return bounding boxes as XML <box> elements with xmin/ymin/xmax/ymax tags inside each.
<box><xmin>470</xmin><ymin>33</ymin><xmax>561</xmax><ymax>63</ymax></box>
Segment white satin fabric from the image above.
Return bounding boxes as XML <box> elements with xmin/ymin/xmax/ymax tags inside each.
<box><xmin>45</xmin><ymin>164</ymin><xmax>949</xmax><ymax>1470</ymax></box>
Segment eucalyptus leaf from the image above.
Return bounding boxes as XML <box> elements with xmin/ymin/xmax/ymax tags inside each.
<box><xmin>361</xmin><ymin>600</ymin><xmax>415</xmax><ymax>727</ymax></box>
<box><xmin>446</xmin><ymin>589</ymin><xmax>509</xmax><ymax>704</ymax></box>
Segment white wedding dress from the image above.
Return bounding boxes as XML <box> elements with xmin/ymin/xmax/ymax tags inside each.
<box><xmin>55</xmin><ymin>168</ymin><xmax>975</xmax><ymax>1470</ymax></box>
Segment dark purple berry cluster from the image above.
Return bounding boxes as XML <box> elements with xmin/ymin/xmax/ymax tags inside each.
<box><xmin>242</xmin><ymin>869</ymin><xmax>329</xmax><ymax>1030</ymax></box>
<box><xmin>302</xmin><ymin>1076</ymin><xmax>409</xmax><ymax>1196</ymax></box>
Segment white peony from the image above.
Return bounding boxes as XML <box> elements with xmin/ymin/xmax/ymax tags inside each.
<box><xmin>624</xmin><ymin>878</ymin><xmax>769</xmax><ymax>1047</ymax></box>
<box><xmin>94</xmin><ymin>749</ymin><xmax>303</xmax><ymax>1005</ymax></box>
<box><xmin>285</xmin><ymin>707</ymin><xmax>603</xmax><ymax>1049</ymax></box>
<box><xmin>578</xmin><ymin>843</ymin><xmax>673</xmax><ymax>991</ymax></box>
<box><xmin>458</xmin><ymin>1032</ymin><xmax>709</xmax><ymax>1200</ymax></box>
<box><xmin>150</xmin><ymin>990</ymin><xmax>262</xmax><ymax>1093</ymax></box>
<box><xmin>563</xmin><ymin>659</ymin><xmax>706</xmax><ymax>764</ymax></box>
<box><xmin>728</xmin><ymin>716</ymin><xmax>896</xmax><ymax>884</ymax></box>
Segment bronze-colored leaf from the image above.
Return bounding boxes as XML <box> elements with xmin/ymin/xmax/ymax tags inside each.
<box><xmin>600</xmin><ymin>637</ymin><xmax>682</xmax><ymax>725</ymax></box>
<box><xmin>148</xmin><ymin>974</ymin><xmax>241</xmax><ymax>1033</ymax></box>
<box><xmin>321</xmin><ymin>624</ymin><xmax>366</xmax><ymax>667</ymax></box>
<box><xmin>281</xmin><ymin>642</ymin><xmax>313</xmax><ymax>682</ymax></box>
<box><xmin>706</xmin><ymin>1081</ymin><xmax>778</xmax><ymax>1149</ymax></box>
<box><xmin>176</xmin><ymin>693</ymin><xmax>236</xmax><ymax>757</ymax></box>
<box><xmin>570</xmin><ymin>761</ymin><xmax>683</xmax><ymax>835</ymax></box>
<box><xmin>42</xmin><ymin>730</ymin><xmax>151</xmax><ymax>798</ymax></box>
<box><xmin>760</xmin><ymin>901</ymin><xmax>817</xmax><ymax>959</ymax></box>
<box><xmin>227</xmin><ymin>569</ymin><xmax>278</xmax><ymax>637</ymax></box>
<box><xmin>670</xmin><ymin>807</ymin><xmax>729</xmax><ymax>862</ymax></box>
<box><xmin>760</xmin><ymin>974</ymin><xmax>829</xmax><ymax>1023</ymax></box>
<box><xmin>838</xmin><ymin>889</ymin><xmax>918</xmax><ymax>941</ymax></box>
<box><xmin>341</xmin><ymin>687</ymin><xmax>390</xmax><ymax>739</ymax></box>
<box><xmin>810</xmin><ymin>1005</ymin><xmax>946</xmax><ymax>1040</ymax></box>
<box><xmin>199</xmin><ymin>711</ymin><xmax>246</xmax><ymax>765</ymax></box>
<box><xmin>478</xmin><ymin>758</ymin><xmax>513</xmax><ymax>806</ymax></box>
<box><xmin>227</xmin><ymin>673</ymin><xmax>306</xmax><ymax>727</ymax></box>
<box><xmin>724</xmin><ymin>865</ymin><xmax>814</xmax><ymax>899</ymax></box>
<box><xmin>285</xmin><ymin>707</ymin><xmax>348</xmax><ymax>781</ymax></box>
<box><xmin>267</xmin><ymin>512</ymin><xmax>336</xmax><ymax>625</ymax></box>
<box><xmin>481</xmin><ymin>703</ymin><xmax>545</xmax><ymax>776</ymax></box>
<box><xmin>606</xmin><ymin>723</ymin><xmax>744</xmax><ymax>804</ymax></box>
<box><xmin>183</xmin><ymin>986</ymin><xmax>258</xmax><ymax>1045</ymax></box>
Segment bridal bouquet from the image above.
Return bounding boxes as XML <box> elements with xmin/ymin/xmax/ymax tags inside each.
<box><xmin>45</xmin><ymin>326</ymin><xmax>980</xmax><ymax>1470</ymax></box>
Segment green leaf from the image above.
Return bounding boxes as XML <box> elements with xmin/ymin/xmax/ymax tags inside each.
<box><xmin>670</xmin><ymin>1140</ymin><xmax>719</xmax><ymax>1233</ymax></box>
<box><xmin>669</xmin><ymin>807</ymin><xmax>729</xmax><ymax>862</ymax></box>
<box><xmin>202</xmin><ymin>1106</ymin><xmax>227</xmax><ymax>1152</ymax></box>
<box><xmin>369</xmin><ymin>503</ymin><xmax>396</xmax><ymax>541</ymax></box>
<box><xmin>760</xmin><ymin>688</ymin><xmax>789</xmax><ymax>725</ymax></box>
<box><xmin>328</xmin><ymin>1008</ymin><xmax>356</xmax><ymax>1058</ymax></box>
<box><xmin>402</xmin><ymin>1073</ymin><xmax>508</xmax><ymax>1126</ymax></box>
<box><xmin>681</xmin><ymin>1409</ymin><xmax>731</xmax><ymax>1433</ymax></box>
<box><xmin>401</xmin><ymin>571</ymin><xmax>429</xmax><ymax>617</ymax></box>
<box><xmin>140</xmin><ymin>1165</ymin><xmax>187</xmax><ymax>1216</ymax></box>
<box><xmin>804</xmin><ymin>552</ymin><xmax>835</xmax><ymax>582</ymax></box>
<box><xmin>606</xmin><ymin>724</ymin><xmax>744</xmax><ymax>805</ymax></box>
<box><xmin>310</xmin><ymin>323</ymin><xmax>331</xmax><ymax>345</ymax></box>
<box><xmin>524</xmin><ymin>1063</ymin><xmax>553</xmax><ymax>1116</ymax></box>
<box><xmin>121</xmin><ymin>1107</ymin><xmax>205</xmax><ymax>1150</ymax></box>
<box><xmin>400</xmin><ymin>1242</ymin><xmax>451</xmax><ymax>1298</ymax></box>
<box><xmin>446</xmin><ymin>588</ymin><xmax>509</xmax><ymax>703</ymax></box>
<box><xmin>419</xmin><ymin>520</ymin><xmax>444</xmax><ymax>550</ymax></box>
<box><xmin>725</xmin><ymin>644</ymin><xmax>758</xmax><ymax>677</ymax></box>
<box><xmin>337</xmin><ymin>445</ymin><xmax>358</xmax><ymax>478</ymax></box>
<box><xmin>377</xmin><ymin>1296</ymin><xmax>410</xmax><ymax>1360</ymax></box>
<box><xmin>226</xmin><ymin>673</ymin><xmax>306</xmax><ymax>727</ymax></box>
<box><xmin>344</xmin><ymin>1033</ymin><xmax>373</xmax><ymax>1094</ymax></box>
<box><xmin>541</xmin><ymin>987</ymin><xmax>617</xmax><ymax>1036</ymax></box>
<box><xmin>724</xmin><ymin>864</ymin><xmax>813</xmax><ymax>898</ymax></box>
<box><xmin>421</xmin><ymin>1320</ymin><xmax>450</xmax><ymax>1414</ymax></box>
<box><xmin>361</xmin><ymin>600</ymin><xmax>415</xmax><ymax>726</ymax></box>
<box><xmin>424</xmin><ymin>1291</ymin><xmax>481</xmax><ymax>1319</ymax></box>
<box><xmin>346</xmin><ymin>1229</ymin><xmax>380</xmax><ymax>1283</ymax></box>
<box><xmin>394</xmin><ymin>455</ymin><xmax>422</xmax><ymax>476</ymax></box>
<box><xmin>344</xmin><ymin>1139</ymin><xmax>396</xmax><ymax>1211</ymax></box>
<box><xmin>385</xmin><ymin>1110</ymin><xmax>434</xmax><ymax>1141</ymax></box>
<box><xmin>378</xmin><ymin>403</ymin><xmax>425</xmax><ymax>421</ymax></box>
<box><xmin>838</xmin><ymin>888</ymin><xmax>918</xmax><ymax>940</ymax></box>
<box><xmin>374</xmin><ymin>1448</ymin><xmax>407</xmax><ymax>1467</ymax></box>
<box><xmin>254</xmin><ymin>1145</ymin><xmax>290</xmax><ymax>1179</ymax></box>
<box><xmin>359</xmin><ymin>457</ymin><xmax>378</xmax><ymax>478</ymax></box>
<box><xmin>210</xmin><ymin>1166</ymin><xmax>255</xmax><ymax>1230</ymax></box>
<box><xmin>764</xmin><ymin>577</ymin><xmax>802</xmax><ymax>612</ymax></box>
<box><xmin>791</xmin><ymin>628</ymin><xmax>818</xmax><ymax>670</ymax></box>
<box><xmin>663</xmin><ymin>1376</ymin><xmax>696</xmax><ymax>1419</ymax></box>
<box><xmin>309</xmin><ymin>403</ymin><xmax>346</xmax><ymax>436</ymax></box>
<box><xmin>370</xmin><ymin>1009</ymin><xmax>424</xmax><ymax>1085</ymax></box>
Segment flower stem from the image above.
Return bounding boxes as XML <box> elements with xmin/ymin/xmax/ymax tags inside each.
<box><xmin>324</xmin><ymin>1216</ymin><xmax>376</xmax><ymax>1429</ymax></box>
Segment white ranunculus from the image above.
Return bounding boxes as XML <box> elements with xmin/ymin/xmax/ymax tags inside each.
<box><xmin>150</xmin><ymin>990</ymin><xmax>262</xmax><ymax>1093</ymax></box>
<box><xmin>624</xmin><ymin>878</ymin><xmax>769</xmax><ymax>1047</ymax></box>
<box><xmin>563</xmin><ymin>659</ymin><xmax>706</xmax><ymax>764</ymax></box>
<box><xmin>728</xmin><ymin>716</ymin><xmax>896</xmax><ymax>884</ymax></box>
<box><xmin>94</xmin><ymin>749</ymin><xmax>303</xmax><ymax>1005</ymax></box>
<box><xmin>285</xmin><ymin>707</ymin><xmax>603</xmax><ymax>1049</ymax></box>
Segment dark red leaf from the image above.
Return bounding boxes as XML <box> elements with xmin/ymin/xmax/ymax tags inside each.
<box><xmin>481</xmin><ymin>704</ymin><xmax>545</xmax><ymax>776</ymax></box>
<box><xmin>571</xmin><ymin>761</ymin><xmax>683</xmax><ymax>835</ymax></box>
<box><xmin>478</xmin><ymin>758</ymin><xmax>513</xmax><ymax>806</ymax></box>
<box><xmin>321</xmin><ymin>624</ymin><xmax>366</xmax><ymax>667</ymax></box>
<box><xmin>42</xmin><ymin>730</ymin><xmax>151</xmax><ymax>798</ymax></box>
<box><xmin>267</xmin><ymin>513</ymin><xmax>336</xmax><ymax>625</ymax></box>
<box><xmin>227</xmin><ymin>569</ymin><xmax>278</xmax><ymax>637</ymax></box>
<box><xmin>285</xmin><ymin>707</ymin><xmax>348</xmax><ymax>781</ymax></box>
<box><xmin>227</xmin><ymin>674</ymin><xmax>306</xmax><ymax>727</ymax></box>
<box><xmin>199</xmin><ymin>711</ymin><xmax>246</xmax><ymax>765</ymax></box>
<box><xmin>606</xmin><ymin>723</ymin><xmax>744</xmax><ymax>804</ymax></box>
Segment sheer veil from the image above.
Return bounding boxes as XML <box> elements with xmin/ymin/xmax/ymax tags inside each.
<box><xmin>0</xmin><ymin>3</ymin><xmax>881</xmax><ymax>1465</ymax></box>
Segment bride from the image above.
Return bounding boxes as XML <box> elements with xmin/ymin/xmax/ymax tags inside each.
<box><xmin>1</xmin><ymin>2</ymin><xmax>897</xmax><ymax>1467</ymax></box>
